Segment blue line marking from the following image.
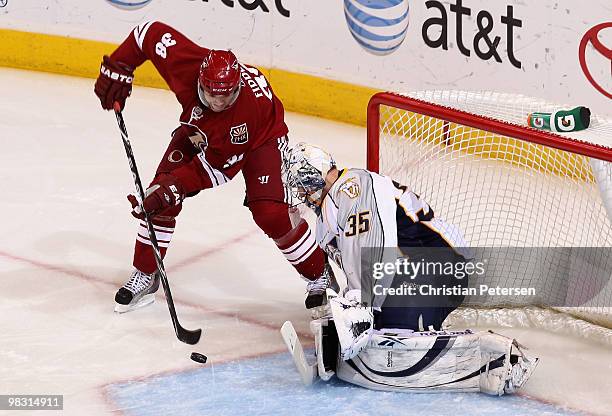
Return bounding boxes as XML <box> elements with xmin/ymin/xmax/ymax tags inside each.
<box><xmin>106</xmin><ymin>352</ymin><xmax>582</xmax><ymax>416</ymax></box>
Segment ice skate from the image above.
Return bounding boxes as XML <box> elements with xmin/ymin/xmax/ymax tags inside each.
<box><xmin>114</xmin><ymin>269</ymin><xmax>160</xmax><ymax>313</ymax></box>
<box><xmin>305</xmin><ymin>264</ymin><xmax>339</xmax><ymax>311</ymax></box>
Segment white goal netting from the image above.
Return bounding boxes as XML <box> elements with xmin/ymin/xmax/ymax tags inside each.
<box><xmin>370</xmin><ymin>91</ymin><xmax>612</xmax><ymax>342</ymax></box>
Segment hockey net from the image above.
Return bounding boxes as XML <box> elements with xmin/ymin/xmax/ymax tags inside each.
<box><xmin>367</xmin><ymin>91</ymin><xmax>612</xmax><ymax>343</ymax></box>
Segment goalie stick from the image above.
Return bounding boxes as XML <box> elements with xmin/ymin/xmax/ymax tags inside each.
<box><xmin>113</xmin><ymin>103</ymin><xmax>202</xmax><ymax>345</ymax></box>
<box><xmin>280</xmin><ymin>321</ymin><xmax>317</xmax><ymax>385</ymax></box>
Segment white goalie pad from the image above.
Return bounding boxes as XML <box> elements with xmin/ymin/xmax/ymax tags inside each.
<box><xmin>335</xmin><ymin>328</ymin><xmax>539</xmax><ymax>395</ymax></box>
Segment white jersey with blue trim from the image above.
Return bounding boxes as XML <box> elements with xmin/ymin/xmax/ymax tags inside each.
<box><xmin>316</xmin><ymin>168</ymin><xmax>467</xmax><ymax>292</ymax></box>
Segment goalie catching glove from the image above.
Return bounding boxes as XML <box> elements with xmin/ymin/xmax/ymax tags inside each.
<box><xmin>94</xmin><ymin>55</ymin><xmax>134</xmax><ymax>111</ymax></box>
<box><xmin>328</xmin><ymin>289</ymin><xmax>374</xmax><ymax>361</ymax></box>
<box><xmin>128</xmin><ymin>174</ymin><xmax>185</xmax><ymax>219</ymax></box>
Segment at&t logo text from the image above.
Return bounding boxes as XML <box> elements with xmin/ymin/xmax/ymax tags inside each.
<box><xmin>194</xmin><ymin>0</ymin><xmax>290</xmax><ymax>17</ymax></box>
<box><xmin>423</xmin><ymin>0</ymin><xmax>523</xmax><ymax>69</ymax></box>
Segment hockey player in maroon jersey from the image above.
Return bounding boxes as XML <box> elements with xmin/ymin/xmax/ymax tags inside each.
<box><xmin>94</xmin><ymin>21</ymin><xmax>337</xmax><ymax>313</ymax></box>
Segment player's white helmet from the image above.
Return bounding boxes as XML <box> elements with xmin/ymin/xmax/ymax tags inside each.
<box><xmin>282</xmin><ymin>142</ymin><xmax>336</xmax><ymax>210</ymax></box>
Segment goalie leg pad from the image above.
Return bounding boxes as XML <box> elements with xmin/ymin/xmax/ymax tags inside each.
<box><xmin>337</xmin><ymin>329</ymin><xmax>483</xmax><ymax>392</ymax></box>
<box><xmin>333</xmin><ymin>329</ymin><xmax>538</xmax><ymax>395</ymax></box>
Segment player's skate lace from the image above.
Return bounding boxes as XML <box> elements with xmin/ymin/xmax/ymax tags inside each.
<box><xmin>124</xmin><ymin>270</ymin><xmax>154</xmax><ymax>295</ymax></box>
<box><xmin>306</xmin><ymin>277</ymin><xmax>330</xmax><ymax>294</ymax></box>
<box><xmin>305</xmin><ymin>264</ymin><xmax>339</xmax><ymax>309</ymax></box>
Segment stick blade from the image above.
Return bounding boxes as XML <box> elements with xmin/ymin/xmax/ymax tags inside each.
<box><xmin>280</xmin><ymin>321</ymin><xmax>317</xmax><ymax>386</ymax></box>
<box><xmin>178</xmin><ymin>327</ymin><xmax>202</xmax><ymax>345</ymax></box>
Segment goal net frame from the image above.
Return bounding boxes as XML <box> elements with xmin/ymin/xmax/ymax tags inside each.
<box><xmin>366</xmin><ymin>91</ymin><xmax>612</xmax><ymax>344</ymax></box>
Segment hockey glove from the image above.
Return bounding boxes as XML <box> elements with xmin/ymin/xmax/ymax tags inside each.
<box><xmin>94</xmin><ymin>55</ymin><xmax>134</xmax><ymax>111</ymax></box>
<box><xmin>328</xmin><ymin>289</ymin><xmax>374</xmax><ymax>361</ymax></box>
<box><xmin>128</xmin><ymin>174</ymin><xmax>185</xmax><ymax>218</ymax></box>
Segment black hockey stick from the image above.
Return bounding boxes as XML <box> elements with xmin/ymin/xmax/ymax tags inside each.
<box><xmin>113</xmin><ymin>103</ymin><xmax>202</xmax><ymax>345</ymax></box>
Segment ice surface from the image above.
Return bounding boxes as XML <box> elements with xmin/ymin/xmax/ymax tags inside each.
<box><xmin>108</xmin><ymin>352</ymin><xmax>582</xmax><ymax>416</ymax></box>
<box><xmin>0</xmin><ymin>68</ymin><xmax>610</xmax><ymax>415</ymax></box>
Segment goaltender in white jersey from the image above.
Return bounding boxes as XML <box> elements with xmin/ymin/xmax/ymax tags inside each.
<box><xmin>280</xmin><ymin>142</ymin><xmax>538</xmax><ymax>395</ymax></box>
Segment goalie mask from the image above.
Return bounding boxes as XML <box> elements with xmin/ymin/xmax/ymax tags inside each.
<box><xmin>282</xmin><ymin>142</ymin><xmax>336</xmax><ymax>210</ymax></box>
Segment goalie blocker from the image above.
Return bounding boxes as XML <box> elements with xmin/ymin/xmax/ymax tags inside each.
<box><xmin>282</xmin><ymin>319</ymin><xmax>538</xmax><ymax>396</ymax></box>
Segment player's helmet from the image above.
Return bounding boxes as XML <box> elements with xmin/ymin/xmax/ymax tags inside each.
<box><xmin>197</xmin><ymin>49</ymin><xmax>241</xmax><ymax>112</ymax></box>
<box><xmin>282</xmin><ymin>142</ymin><xmax>336</xmax><ymax>210</ymax></box>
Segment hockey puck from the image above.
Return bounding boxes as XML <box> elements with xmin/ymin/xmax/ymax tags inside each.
<box><xmin>190</xmin><ymin>352</ymin><xmax>207</xmax><ymax>364</ymax></box>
